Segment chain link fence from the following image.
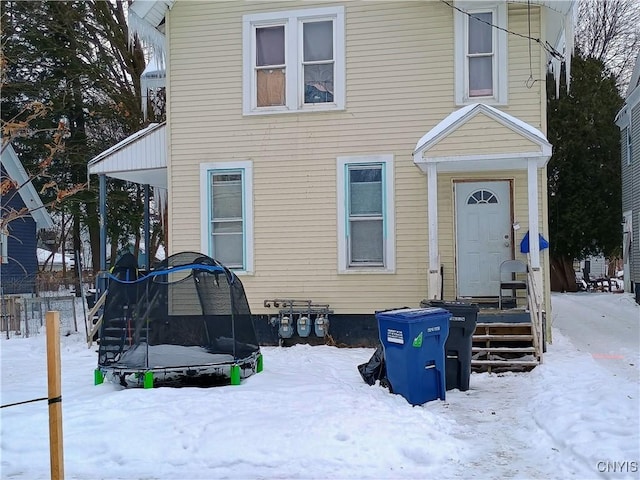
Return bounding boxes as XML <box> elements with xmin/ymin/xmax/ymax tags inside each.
<box><xmin>1</xmin><ymin>294</ymin><xmax>86</xmax><ymax>339</ymax></box>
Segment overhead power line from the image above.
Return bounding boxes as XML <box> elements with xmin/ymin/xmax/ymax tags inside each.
<box><xmin>440</xmin><ymin>0</ymin><xmax>566</xmax><ymax>61</ymax></box>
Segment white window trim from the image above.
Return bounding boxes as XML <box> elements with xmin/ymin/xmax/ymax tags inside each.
<box><xmin>337</xmin><ymin>155</ymin><xmax>395</xmax><ymax>274</ymax></box>
<box><xmin>242</xmin><ymin>6</ymin><xmax>345</xmax><ymax>115</ymax></box>
<box><xmin>199</xmin><ymin>161</ymin><xmax>254</xmax><ymax>274</ymax></box>
<box><xmin>454</xmin><ymin>1</ymin><xmax>507</xmax><ymax>105</ymax></box>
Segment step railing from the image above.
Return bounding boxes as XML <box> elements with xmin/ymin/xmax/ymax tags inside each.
<box><xmin>86</xmin><ymin>290</ymin><xmax>108</xmax><ymax>347</ymax></box>
<box><xmin>525</xmin><ymin>261</ymin><xmax>544</xmax><ymax>364</ymax></box>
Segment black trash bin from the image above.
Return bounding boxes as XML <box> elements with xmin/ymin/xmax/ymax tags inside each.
<box><xmin>422</xmin><ymin>300</ymin><xmax>478</xmax><ymax>391</ymax></box>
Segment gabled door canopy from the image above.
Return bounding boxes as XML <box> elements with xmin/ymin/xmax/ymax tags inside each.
<box><xmin>413</xmin><ymin>103</ymin><xmax>552</xmax><ymax>173</ymax></box>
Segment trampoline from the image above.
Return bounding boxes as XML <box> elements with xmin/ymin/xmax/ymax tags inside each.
<box><xmin>96</xmin><ymin>252</ymin><xmax>262</xmax><ymax>387</ymax></box>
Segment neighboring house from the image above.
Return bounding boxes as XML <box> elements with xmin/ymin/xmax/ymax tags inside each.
<box><xmin>616</xmin><ymin>52</ymin><xmax>640</xmax><ymax>304</ymax></box>
<box><xmin>1</xmin><ymin>144</ymin><xmax>54</xmax><ymax>294</ymax></box>
<box><xmin>90</xmin><ymin>1</ymin><xmax>575</xmax><ymax>358</ymax></box>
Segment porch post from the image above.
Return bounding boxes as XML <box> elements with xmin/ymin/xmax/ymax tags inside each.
<box><xmin>427</xmin><ymin>163</ymin><xmax>441</xmax><ymax>300</ymax></box>
<box><xmin>527</xmin><ymin>160</ymin><xmax>540</xmax><ymax>269</ymax></box>
<box><xmin>99</xmin><ymin>174</ymin><xmax>107</xmax><ymax>296</ymax></box>
<box><xmin>144</xmin><ymin>184</ymin><xmax>151</xmax><ymax>271</ymax></box>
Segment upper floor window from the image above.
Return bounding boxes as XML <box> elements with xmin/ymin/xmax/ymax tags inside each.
<box><xmin>200</xmin><ymin>161</ymin><xmax>254</xmax><ymax>273</ymax></box>
<box><xmin>337</xmin><ymin>155</ymin><xmax>395</xmax><ymax>274</ymax></box>
<box><xmin>454</xmin><ymin>2</ymin><xmax>507</xmax><ymax>105</ymax></box>
<box><xmin>243</xmin><ymin>7</ymin><xmax>345</xmax><ymax>115</ymax></box>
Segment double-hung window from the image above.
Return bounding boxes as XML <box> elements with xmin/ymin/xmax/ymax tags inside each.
<box><xmin>454</xmin><ymin>1</ymin><xmax>507</xmax><ymax>105</ymax></box>
<box><xmin>243</xmin><ymin>6</ymin><xmax>345</xmax><ymax>114</ymax></box>
<box><xmin>467</xmin><ymin>12</ymin><xmax>493</xmax><ymax>97</ymax></box>
<box><xmin>337</xmin><ymin>156</ymin><xmax>395</xmax><ymax>273</ymax></box>
<box><xmin>200</xmin><ymin>161</ymin><xmax>254</xmax><ymax>273</ymax></box>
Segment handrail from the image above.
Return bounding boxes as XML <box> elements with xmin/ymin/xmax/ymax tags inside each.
<box><xmin>525</xmin><ymin>255</ymin><xmax>544</xmax><ymax>364</ymax></box>
<box><xmin>86</xmin><ymin>290</ymin><xmax>108</xmax><ymax>347</ymax></box>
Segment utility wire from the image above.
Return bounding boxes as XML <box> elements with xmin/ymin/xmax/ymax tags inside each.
<box><xmin>440</xmin><ymin>0</ymin><xmax>565</xmax><ymax>61</ymax></box>
<box><xmin>526</xmin><ymin>0</ymin><xmax>537</xmax><ymax>88</ymax></box>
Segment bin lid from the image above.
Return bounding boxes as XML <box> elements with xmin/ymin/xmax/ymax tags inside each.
<box><xmin>376</xmin><ymin>307</ymin><xmax>450</xmax><ymax>322</ymax></box>
<box><xmin>427</xmin><ymin>300</ymin><xmax>480</xmax><ymax>313</ymax></box>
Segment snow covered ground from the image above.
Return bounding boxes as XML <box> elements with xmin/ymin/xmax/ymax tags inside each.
<box><xmin>1</xmin><ymin>292</ymin><xmax>638</xmax><ymax>479</ymax></box>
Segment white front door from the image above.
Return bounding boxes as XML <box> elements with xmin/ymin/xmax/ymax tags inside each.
<box><xmin>455</xmin><ymin>180</ymin><xmax>512</xmax><ymax>297</ymax></box>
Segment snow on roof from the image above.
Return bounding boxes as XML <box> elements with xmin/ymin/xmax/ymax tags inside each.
<box><xmin>414</xmin><ymin>104</ymin><xmax>550</xmax><ymax>156</ymax></box>
<box><xmin>37</xmin><ymin>247</ymin><xmax>74</xmax><ymax>265</ymax></box>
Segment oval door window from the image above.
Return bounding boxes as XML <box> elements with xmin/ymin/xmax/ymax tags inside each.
<box><xmin>467</xmin><ymin>189</ymin><xmax>498</xmax><ymax>204</ymax></box>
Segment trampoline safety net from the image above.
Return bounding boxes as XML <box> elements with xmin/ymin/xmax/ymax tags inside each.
<box><xmin>97</xmin><ymin>252</ymin><xmax>261</xmax><ymax>387</ymax></box>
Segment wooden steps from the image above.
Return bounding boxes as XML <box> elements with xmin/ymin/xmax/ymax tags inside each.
<box><xmin>473</xmin><ymin>334</ymin><xmax>533</xmax><ymax>341</ymax></box>
<box><xmin>472</xmin><ymin>346</ymin><xmax>536</xmax><ymax>353</ymax></box>
<box><xmin>472</xmin><ymin>321</ymin><xmax>540</xmax><ymax>373</ymax></box>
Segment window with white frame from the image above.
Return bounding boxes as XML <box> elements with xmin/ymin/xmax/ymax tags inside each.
<box><xmin>243</xmin><ymin>6</ymin><xmax>345</xmax><ymax>115</ymax></box>
<box><xmin>200</xmin><ymin>161</ymin><xmax>254</xmax><ymax>273</ymax></box>
<box><xmin>454</xmin><ymin>1</ymin><xmax>507</xmax><ymax>105</ymax></box>
<box><xmin>337</xmin><ymin>156</ymin><xmax>395</xmax><ymax>273</ymax></box>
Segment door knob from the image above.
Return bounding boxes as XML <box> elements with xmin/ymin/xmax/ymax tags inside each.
<box><xmin>504</xmin><ymin>241</ymin><xmax>510</xmax><ymax>247</ymax></box>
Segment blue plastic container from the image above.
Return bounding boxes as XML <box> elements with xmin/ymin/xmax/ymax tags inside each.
<box><xmin>376</xmin><ymin>307</ymin><xmax>451</xmax><ymax>405</ymax></box>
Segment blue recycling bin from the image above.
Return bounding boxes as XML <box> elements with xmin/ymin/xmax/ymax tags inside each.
<box><xmin>376</xmin><ymin>307</ymin><xmax>450</xmax><ymax>405</ymax></box>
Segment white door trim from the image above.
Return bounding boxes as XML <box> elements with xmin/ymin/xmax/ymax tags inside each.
<box><xmin>454</xmin><ymin>179</ymin><xmax>513</xmax><ymax>298</ymax></box>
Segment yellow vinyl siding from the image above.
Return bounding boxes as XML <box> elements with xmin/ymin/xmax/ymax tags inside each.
<box><xmin>166</xmin><ymin>1</ymin><xmax>548</xmax><ymax>314</ymax></box>
<box><xmin>428</xmin><ymin>114</ymin><xmax>542</xmax><ymax>157</ymax></box>
<box><xmin>506</xmin><ymin>4</ymin><xmax>543</xmax><ymax>127</ymax></box>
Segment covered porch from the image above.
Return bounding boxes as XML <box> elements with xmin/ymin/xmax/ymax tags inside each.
<box><xmin>413</xmin><ymin>104</ymin><xmax>553</xmax><ymax>369</ymax></box>
<box><xmin>87</xmin><ymin>122</ymin><xmax>168</xmax><ymax>283</ymax></box>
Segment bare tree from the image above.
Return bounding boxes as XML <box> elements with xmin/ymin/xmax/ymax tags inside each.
<box><xmin>576</xmin><ymin>0</ymin><xmax>640</xmax><ymax>92</ymax></box>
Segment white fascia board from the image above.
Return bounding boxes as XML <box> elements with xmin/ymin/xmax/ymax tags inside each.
<box><xmin>414</xmin><ymin>104</ymin><xmax>550</xmax><ymax>158</ymax></box>
<box><xmin>414</xmin><ymin>151</ymin><xmax>551</xmax><ymax>174</ymax></box>
<box><xmin>87</xmin><ymin>122</ymin><xmax>166</xmax><ymax>171</ymax></box>
<box><xmin>1</xmin><ymin>144</ymin><xmax>54</xmax><ymax>230</ymax></box>
<box><xmin>617</xmin><ymin>87</ymin><xmax>640</xmax><ymax>128</ymax></box>
<box><xmin>625</xmin><ymin>51</ymin><xmax>640</xmax><ymax>99</ymax></box>
<box><xmin>414</xmin><ymin>105</ymin><xmax>477</xmax><ymax>155</ymax></box>
<box><xmin>615</xmin><ymin>106</ymin><xmax>629</xmax><ymax>129</ymax></box>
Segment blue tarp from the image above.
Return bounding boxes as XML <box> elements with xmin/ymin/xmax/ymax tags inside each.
<box><xmin>520</xmin><ymin>231</ymin><xmax>549</xmax><ymax>253</ymax></box>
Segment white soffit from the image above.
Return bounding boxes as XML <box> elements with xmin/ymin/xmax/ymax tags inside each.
<box><xmin>87</xmin><ymin>123</ymin><xmax>167</xmax><ymax>188</ymax></box>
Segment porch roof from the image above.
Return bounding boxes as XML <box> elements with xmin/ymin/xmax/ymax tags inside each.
<box><xmin>413</xmin><ymin>104</ymin><xmax>552</xmax><ymax>173</ymax></box>
<box><xmin>87</xmin><ymin>122</ymin><xmax>167</xmax><ymax>188</ymax></box>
